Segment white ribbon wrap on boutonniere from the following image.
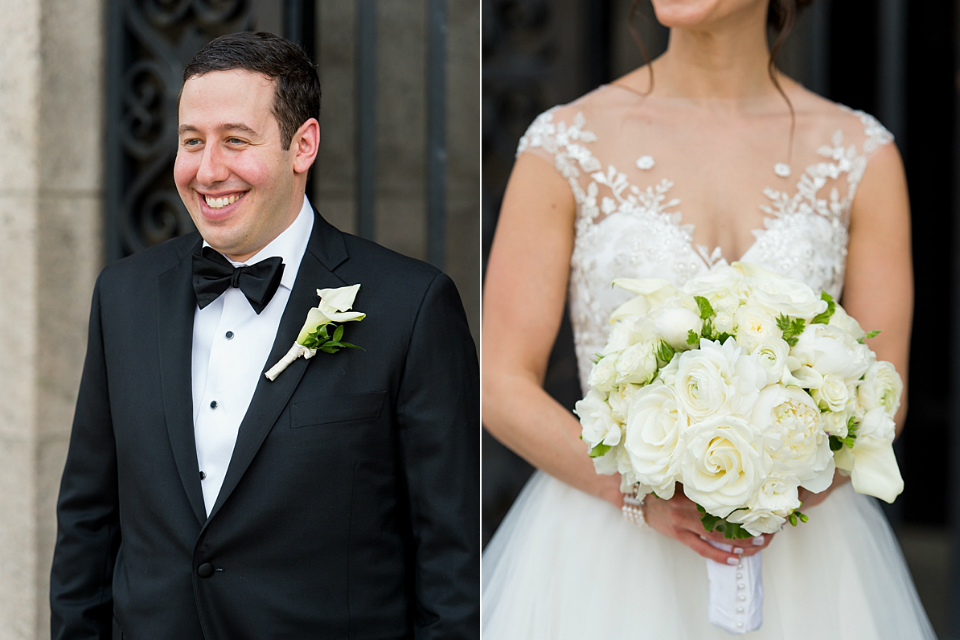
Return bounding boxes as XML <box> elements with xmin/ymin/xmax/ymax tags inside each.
<box><xmin>264</xmin><ymin>284</ymin><xmax>366</xmax><ymax>381</ymax></box>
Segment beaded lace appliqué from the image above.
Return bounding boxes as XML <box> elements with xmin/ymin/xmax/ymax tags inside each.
<box><xmin>517</xmin><ymin>106</ymin><xmax>892</xmax><ymax>389</ymax></box>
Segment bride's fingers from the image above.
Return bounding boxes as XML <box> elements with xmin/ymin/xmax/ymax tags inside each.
<box><xmin>678</xmin><ymin>531</ymin><xmax>742</xmax><ymax>564</ymax></box>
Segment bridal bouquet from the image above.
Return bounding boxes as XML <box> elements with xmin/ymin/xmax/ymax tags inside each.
<box><xmin>575</xmin><ymin>261</ymin><xmax>903</xmax><ymax>634</ymax></box>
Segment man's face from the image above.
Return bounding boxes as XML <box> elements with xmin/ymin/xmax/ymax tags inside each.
<box><xmin>175</xmin><ymin>69</ymin><xmax>302</xmax><ymax>262</ymax></box>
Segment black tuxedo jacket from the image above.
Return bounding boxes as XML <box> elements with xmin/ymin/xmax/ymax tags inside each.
<box><xmin>50</xmin><ymin>211</ymin><xmax>479</xmax><ymax>640</ymax></box>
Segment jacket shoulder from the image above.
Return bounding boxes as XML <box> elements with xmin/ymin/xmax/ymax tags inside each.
<box><xmin>97</xmin><ymin>233</ymin><xmax>201</xmax><ymax>288</ymax></box>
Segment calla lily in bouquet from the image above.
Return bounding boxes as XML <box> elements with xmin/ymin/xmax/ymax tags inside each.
<box><xmin>265</xmin><ymin>284</ymin><xmax>365</xmax><ymax>381</ymax></box>
<box><xmin>574</xmin><ymin>262</ymin><xmax>903</xmax><ymax>634</ymax></box>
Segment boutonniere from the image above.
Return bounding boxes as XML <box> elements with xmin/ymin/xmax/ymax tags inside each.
<box><xmin>265</xmin><ymin>284</ymin><xmax>365</xmax><ymax>381</ymax></box>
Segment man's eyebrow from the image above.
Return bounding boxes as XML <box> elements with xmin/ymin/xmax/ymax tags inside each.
<box><xmin>177</xmin><ymin>123</ymin><xmax>259</xmax><ymax>136</ymax></box>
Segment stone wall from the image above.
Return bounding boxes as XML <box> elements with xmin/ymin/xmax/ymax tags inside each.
<box><xmin>0</xmin><ymin>0</ymin><xmax>105</xmax><ymax>638</ymax></box>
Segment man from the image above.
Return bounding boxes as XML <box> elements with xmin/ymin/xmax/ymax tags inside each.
<box><xmin>50</xmin><ymin>32</ymin><xmax>479</xmax><ymax>640</ymax></box>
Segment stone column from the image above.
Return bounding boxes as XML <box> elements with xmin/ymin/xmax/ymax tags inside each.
<box><xmin>0</xmin><ymin>0</ymin><xmax>104</xmax><ymax>638</ymax></box>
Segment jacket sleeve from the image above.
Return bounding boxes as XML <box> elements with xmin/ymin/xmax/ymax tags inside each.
<box><xmin>50</xmin><ymin>275</ymin><xmax>121</xmax><ymax>640</ymax></box>
<box><xmin>395</xmin><ymin>272</ymin><xmax>480</xmax><ymax>640</ymax></box>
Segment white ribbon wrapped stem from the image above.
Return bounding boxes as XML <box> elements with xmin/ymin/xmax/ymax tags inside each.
<box><xmin>264</xmin><ymin>342</ymin><xmax>318</xmax><ymax>381</ymax></box>
<box><xmin>705</xmin><ymin>539</ymin><xmax>763</xmax><ymax>635</ymax></box>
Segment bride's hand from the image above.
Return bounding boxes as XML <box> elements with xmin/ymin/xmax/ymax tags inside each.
<box><xmin>642</xmin><ymin>490</ymin><xmax>774</xmax><ymax>565</ymax></box>
<box><xmin>798</xmin><ymin>468</ymin><xmax>850</xmax><ymax>510</ymax></box>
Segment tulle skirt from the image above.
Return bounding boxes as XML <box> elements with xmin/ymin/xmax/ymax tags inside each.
<box><xmin>482</xmin><ymin>472</ymin><xmax>936</xmax><ymax>639</ymax></box>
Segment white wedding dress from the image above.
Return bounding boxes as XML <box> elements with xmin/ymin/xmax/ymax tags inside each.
<box><xmin>482</xmin><ymin>86</ymin><xmax>937</xmax><ymax>639</ymax></box>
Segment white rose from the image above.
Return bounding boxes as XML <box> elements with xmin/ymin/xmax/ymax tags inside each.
<box><xmin>587</xmin><ymin>355</ymin><xmax>618</xmax><ymax>392</ymax></box>
<box><xmin>858</xmin><ymin>361</ymin><xmax>903</xmax><ymax>419</ymax></box>
<box><xmin>615</xmin><ymin>341</ymin><xmax>659</xmax><ymax>385</ymax></box>
<box><xmin>753</xmin><ymin>336</ymin><xmax>790</xmax><ymax>386</ymax></box>
<box><xmin>743</xmin><ymin>270</ymin><xmax>826</xmax><ymax>319</ymax></box>
<box><xmin>751</xmin><ymin>385</ymin><xmax>835</xmax><ymax>493</ymax></box>
<box><xmin>602</xmin><ymin>317</ymin><xmax>655</xmax><ymax>355</ymax></box>
<box><xmin>735</xmin><ymin>304</ymin><xmax>781</xmax><ymax>352</ymax></box>
<box><xmin>623</xmin><ymin>384</ymin><xmax>688</xmax><ymax>499</ymax></box>
<box><xmin>681</xmin><ymin>415</ymin><xmax>765</xmax><ymax>517</ymax></box>
<box><xmin>810</xmin><ymin>374</ymin><xmax>851</xmax><ymax>413</ymax></box>
<box><xmin>726</xmin><ymin>474</ymin><xmax>802</xmax><ymax>535</ymax></box>
<box><xmin>674</xmin><ymin>338</ymin><xmax>767</xmax><ymax>420</ymax></box>
<box><xmin>574</xmin><ymin>389</ymin><xmax>621</xmax><ymax>450</ymax></box>
<box><xmin>821</xmin><ymin>409</ymin><xmax>851</xmax><ymax>439</ymax></box>
<box><xmin>608</xmin><ymin>383</ymin><xmax>641</xmax><ymax>423</ymax></box>
<box><xmin>840</xmin><ymin>408</ymin><xmax>903</xmax><ymax>503</ymax></box>
<box><xmin>654</xmin><ymin>306</ymin><xmax>703</xmax><ymax>351</ymax></box>
<box><xmin>682</xmin><ymin>265</ymin><xmax>744</xmax><ymax>298</ymax></box>
<box><xmin>792</xmin><ymin>323</ymin><xmax>871</xmax><ymax>382</ymax></box>
<box><xmin>828</xmin><ymin>305</ymin><xmax>866</xmax><ymax>341</ymax></box>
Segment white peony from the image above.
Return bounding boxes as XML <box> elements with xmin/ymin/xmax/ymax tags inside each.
<box><xmin>623</xmin><ymin>383</ymin><xmax>688</xmax><ymax>499</ymax></box>
<box><xmin>828</xmin><ymin>305</ymin><xmax>866</xmax><ymax>341</ymax></box>
<box><xmin>751</xmin><ymin>386</ymin><xmax>835</xmax><ymax>493</ymax></box>
<box><xmin>681</xmin><ymin>415</ymin><xmax>765</xmax><ymax>518</ymax></box>
<box><xmin>674</xmin><ymin>338</ymin><xmax>767</xmax><ymax>420</ymax></box>
<box><xmin>858</xmin><ymin>361</ymin><xmax>903</xmax><ymax>419</ymax></box>
<box><xmin>792</xmin><ymin>323</ymin><xmax>872</xmax><ymax>383</ymax></box>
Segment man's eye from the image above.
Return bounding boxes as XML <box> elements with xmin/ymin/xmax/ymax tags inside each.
<box><xmin>227</xmin><ymin>138</ymin><xmax>245</xmax><ymax>145</ymax></box>
<box><xmin>182</xmin><ymin>138</ymin><xmax>202</xmax><ymax>147</ymax></box>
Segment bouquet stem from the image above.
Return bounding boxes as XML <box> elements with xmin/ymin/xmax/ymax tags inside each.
<box><xmin>705</xmin><ymin>540</ymin><xmax>763</xmax><ymax>635</ymax></box>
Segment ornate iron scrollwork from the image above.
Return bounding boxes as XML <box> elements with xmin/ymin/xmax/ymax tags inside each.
<box><xmin>107</xmin><ymin>0</ymin><xmax>252</xmax><ymax>259</ymax></box>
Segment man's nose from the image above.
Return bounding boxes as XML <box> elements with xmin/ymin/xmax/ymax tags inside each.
<box><xmin>196</xmin><ymin>145</ymin><xmax>229</xmax><ymax>185</ymax></box>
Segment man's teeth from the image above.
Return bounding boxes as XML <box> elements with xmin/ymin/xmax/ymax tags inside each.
<box><xmin>204</xmin><ymin>194</ymin><xmax>241</xmax><ymax>209</ymax></box>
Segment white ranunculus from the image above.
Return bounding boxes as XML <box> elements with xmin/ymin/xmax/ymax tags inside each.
<box><xmin>810</xmin><ymin>374</ymin><xmax>850</xmax><ymax>413</ymax></box>
<box><xmin>858</xmin><ymin>361</ymin><xmax>903</xmax><ymax>419</ymax></box>
<box><xmin>623</xmin><ymin>384</ymin><xmax>688</xmax><ymax>499</ymax></box>
<box><xmin>753</xmin><ymin>336</ymin><xmax>790</xmax><ymax>386</ymax></box>
<box><xmin>587</xmin><ymin>355</ymin><xmax>619</xmax><ymax>392</ymax></box>
<box><xmin>574</xmin><ymin>389</ymin><xmax>622</xmax><ymax>450</ymax></box>
<box><xmin>681</xmin><ymin>415</ymin><xmax>765</xmax><ymax>517</ymax></box>
<box><xmin>735</xmin><ymin>304</ymin><xmax>782</xmax><ymax>352</ymax></box>
<box><xmin>615</xmin><ymin>341</ymin><xmax>659</xmax><ymax>385</ymax></box>
<box><xmin>792</xmin><ymin>323</ymin><xmax>871</xmax><ymax>383</ymax></box>
<box><xmin>674</xmin><ymin>338</ymin><xmax>767</xmax><ymax>420</ymax></box>
<box><xmin>843</xmin><ymin>408</ymin><xmax>903</xmax><ymax>503</ymax></box>
<box><xmin>742</xmin><ymin>269</ymin><xmax>826</xmax><ymax>319</ymax></box>
<box><xmin>658</xmin><ymin>357</ymin><xmax>680</xmax><ymax>387</ymax></box>
<box><xmin>682</xmin><ymin>265</ymin><xmax>744</xmax><ymax>298</ymax></box>
<box><xmin>654</xmin><ymin>306</ymin><xmax>703</xmax><ymax>351</ymax></box>
<box><xmin>726</xmin><ymin>474</ymin><xmax>802</xmax><ymax>535</ymax></box>
<box><xmin>828</xmin><ymin>305</ymin><xmax>866</xmax><ymax>341</ymax></box>
<box><xmin>751</xmin><ymin>386</ymin><xmax>835</xmax><ymax>493</ymax></box>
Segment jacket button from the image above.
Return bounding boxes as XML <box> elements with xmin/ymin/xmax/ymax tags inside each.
<box><xmin>197</xmin><ymin>563</ymin><xmax>215</xmax><ymax>578</ymax></box>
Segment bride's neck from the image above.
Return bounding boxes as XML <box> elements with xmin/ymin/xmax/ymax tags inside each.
<box><xmin>652</xmin><ymin>14</ymin><xmax>777</xmax><ymax>101</ymax></box>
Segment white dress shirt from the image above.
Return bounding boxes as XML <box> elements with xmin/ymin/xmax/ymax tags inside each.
<box><xmin>192</xmin><ymin>196</ymin><xmax>314</xmax><ymax>515</ymax></box>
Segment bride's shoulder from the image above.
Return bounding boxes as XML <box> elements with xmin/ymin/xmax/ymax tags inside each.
<box><xmin>791</xmin><ymin>85</ymin><xmax>894</xmax><ymax>154</ymax></box>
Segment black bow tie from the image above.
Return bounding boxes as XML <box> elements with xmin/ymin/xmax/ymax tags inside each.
<box><xmin>192</xmin><ymin>246</ymin><xmax>285</xmax><ymax>314</ymax></box>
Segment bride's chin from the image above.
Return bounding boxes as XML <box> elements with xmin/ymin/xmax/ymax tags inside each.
<box><xmin>651</xmin><ymin>0</ymin><xmax>766</xmax><ymax>30</ymax></box>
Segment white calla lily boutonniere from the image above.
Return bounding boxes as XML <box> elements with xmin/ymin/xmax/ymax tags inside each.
<box><xmin>264</xmin><ymin>284</ymin><xmax>366</xmax><ymax>381</ymax></box>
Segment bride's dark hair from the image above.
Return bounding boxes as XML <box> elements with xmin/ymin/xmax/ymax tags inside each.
<box><xmin>628</xmin><ymin>0</ymin><xmax>815</xmax><ymax>155</ymax></box>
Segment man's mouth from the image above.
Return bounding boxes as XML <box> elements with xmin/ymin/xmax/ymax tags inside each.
<box><xmin>203</xmin><ymin>192</ymin><xmax>245</xmax><ymax>209</ymax></box>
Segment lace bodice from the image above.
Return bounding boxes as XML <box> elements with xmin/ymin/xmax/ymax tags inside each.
<box><xmin>517</xmin><ymin>87</ymin><xmax>893</xmax><ymax>391</ymax></box>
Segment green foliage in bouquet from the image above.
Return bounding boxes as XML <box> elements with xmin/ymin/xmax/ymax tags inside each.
<box><xmin>829</xmin><ymin>415</ymin><xmax>860</xmax><ymax>451</ymax></box>
<box><xmin>686</xmin><ymin>296</ymin><xmax>734</xmax><ymax>345</ymax></box>
<box><xmin>811</xmin><ymin>291</ymin><xmax>836</xmax><ymax>325</ymax></box>
<box><xmin>697</xmin><ymin>504</ymin><xmax>809</xmax><ymax>539</ymax></box>
<box><xmin>299</xmin><ymin>323</ymin><xmax>363</xmax><ymax>354</ymax></box>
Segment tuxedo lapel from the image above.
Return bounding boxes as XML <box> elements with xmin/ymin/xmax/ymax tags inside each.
<box><xmin>206</xmin><ymin>212</ymin><xmax>349</xmax><ymax>523</ymax></box>
<box><xmin>157</xmin><ymin>239</ymin><xmax>207</xmax><ymax>525</ymax></box>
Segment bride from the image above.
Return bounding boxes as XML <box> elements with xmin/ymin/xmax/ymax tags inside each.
<box><xmin>481</xmin><ymin>0</ymin><xmax>936</xmax><ymax>637</ymax></box>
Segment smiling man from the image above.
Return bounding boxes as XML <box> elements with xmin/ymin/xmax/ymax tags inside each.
<box><xmin>50</xmin><ymin>32</ymin><xmax>479</xmax><ymax>640</ymax></box>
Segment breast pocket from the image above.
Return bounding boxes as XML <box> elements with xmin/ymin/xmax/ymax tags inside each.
<box><xmin>290</xmin><ymin>390</ymin><xmax>387</xmax><ymax>429</ymax></box>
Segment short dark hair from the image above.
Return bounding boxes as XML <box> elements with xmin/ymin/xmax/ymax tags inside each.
<box><xmin>183</xmin><ymin>31</ymin><xmax>320</xmax><ymax>150</ymax></box>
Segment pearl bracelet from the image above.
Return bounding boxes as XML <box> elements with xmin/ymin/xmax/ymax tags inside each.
<box><xmin>622</xmin><ymin>489</ymin><xmax>649</xmax><ymax>530</ymax></box>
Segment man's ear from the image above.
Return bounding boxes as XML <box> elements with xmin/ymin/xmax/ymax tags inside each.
<box><xmin>292</xmin><ymin>118</ymin><xmax>320</xmax><ymax>174</ymax></box>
